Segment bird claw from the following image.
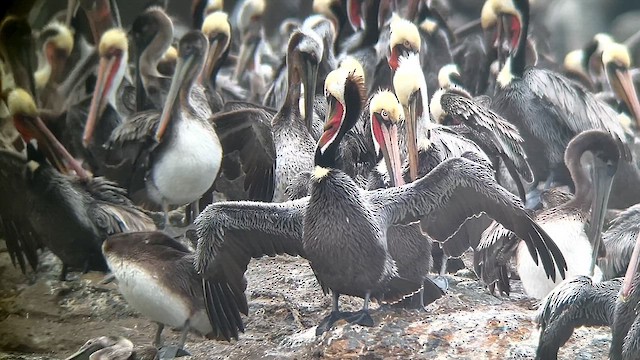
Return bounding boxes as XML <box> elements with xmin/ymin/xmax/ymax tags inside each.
<box><xmin>315</xmin><ymin>311</ymin><xmax>348</xmax><ymax>335</ymax></box>
<box><xmin>343</xmin><ymin>310</ymin><xmax>374</xmax><ymax>327</ymax></box>
<box><xmin>157</xmin><ymin>345</ymin><xmax>191</xmax><ymax>360</ymax></box>
<box><xmin>432</xmin><ymin>275</ymin><xmax>449</xmax><ymax>291</ymax></box>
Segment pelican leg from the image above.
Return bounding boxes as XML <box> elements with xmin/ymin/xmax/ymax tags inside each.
<box><xmin>153</xmin><ymin>322</ymin><xmax>165</xmax><ymax>348</ymax></box>
<box><xmin>158</xmin><ymin>320</ymin><xmax>191</xmax><ymax>360</ymax></box>
<box><xmin>344</xmin><ymin>292</ymin><xmax>374</xmax><ymax>327</ymax></box>
<box><xmin>162</xmin><ymin>202</ymin><xmax>170</xmax><ymax>230</ymax></box>
<box><xmin>59</xmin><ymin>264</ymin><xmax>68</xmax><ymax>281</ymax></box>
<box><xmin>315</xmin><ymin>292</ymin><xmax>347</xmax><ymax>335</ymax></box>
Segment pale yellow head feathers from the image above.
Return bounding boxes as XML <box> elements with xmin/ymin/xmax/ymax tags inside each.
<box><xmin>491</xmin><ymin>0</ymin><xmax>519</xmax><ymax>17</ymax></box>
<box><xmin>481</xmin><ymin>0</ymin><xmax>498</xmax><ymax>29</ymax></box>
<box><xmin>338</xmin><ymin>56</ymin><xmax>365</xmax><ymax>83</ymax></box>
<box><xmin>563</xmin><ymin>49</ymin><xmax>586</xmax><ymax>73</ymax></box>
<box><xmin>7</xmin><ymin>88</ymin><xmax>37</xmax><ymax>117</ymax></box>
<box><xmin>370</xmin><ymin>90</ymin><xmax>404</xmax><ymax>123</ymax></box>
<box><xmin>602</xmin><ymin>42</ymin><xmax>631</xmax><ymax>68</ymax></box>
<box><xmin>161</xmin><ymin>45</ymin><xmax>178</xmax><ymax>62</ymax></box>
<box><xmin>389</xmin><ymin>13</ymin><xmax>420</xmax><ymax>53</ymax></box>
<box><xmin>438</xmin><ymin>63</ymin><xmax>461</xmax><ymax>89</ymax></box>
<box><xmin>98</xmin><ymin>28</ymin><xmax>128</xmax><ymax>56</ymax></box>
<box><xmin>419</xmin><ymin>18</ymin><xmax>438</xmax><ymax>34</ymax></box>
<box><xmin>392</xmin><ymin>53</ymin><xmax>423</xmax><ymax>106</ymax></box>
<box><xmin>313</xmin><ymin>0</ymin><xmax>336</xmax><ymax>16</ymax></box>
<box><xmin>202</xmin><ymin>11</ymin><xmax>231</xmax><ymax>39</ymax></box>
<box><xmin>41</xmin><ymin>21</ymin><xmax>74</xmax><ymax>55</ymax></box>
<box><xmin>324</xmin><ymin>67</ymin><xmax>348</xmax><ymax>104</ymax></box>
<box><xmin>594</xmin><ymin>33</ymin><xmax>614</xmax><ymax>51</ymax></box>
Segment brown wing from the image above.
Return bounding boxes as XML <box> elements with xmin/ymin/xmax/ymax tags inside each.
<box><xmin>0</xmin><ymin>150</ymin><xmax>41</xmax><ymax>273</ymax></box>
<box><xmin>194</xmin><ymin>199</ymin><xmax>307</xmax><ymax>338</ymax></box>
<box><xmin>211</xmin><ymin>108</ymin><xmax>276</xmax><ymax>201</ymax></box>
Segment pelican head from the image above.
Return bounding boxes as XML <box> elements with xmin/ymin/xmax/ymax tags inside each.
<box><xmin>437</xmin><ymin>63</ymin><xmax>465</xmax><ymax>90</ymax></box>
<box><xmin>156</xmin><ymin>31</ymin><xmax>208</xmax><ymax>141</ymax></box>
<box><xmin>339</xmin><ymin>56</ymin><xmax>365</xmax><ymax>84</ymax></box>
<box><xmin>36</xmin><ymin>22</ymin><xmax>74</xmax><ymax>87</ymax></box>
<box><xmin>565</xmin><ymin>130</ymin><xmax>620</xmax><ymax>278</ymax></box>
<box><xmin>489</xmin><ymin>0</ymin><xmax>529</xmax><ymax>61</ymax></box>
<box><xmin>287</xmin><ymin>30</ymin><xmax>323</xmax><ymax>132</ymax></box>
<box><xmin>64</xmin><ymin>336</ymin><xmax>133</xmax><ymax>360</ymax></box>
<box><xmin>82</xmin><ymin>28</ymin><xmax>128</xmax><ymax>147</ymax></box>
<box><xmin>602</xmin><ymin>42</ymin><xmax>640</xmax><ymax>126</ymax></box>
<box><xmin>201</xmin><ymin>11</ymin><xmax>231</xmax><ymax>82</ymax></box>
<box><xmin>393</xmin><ymin>53</ymin><xmax>426</xmax><ymax>182</ymax></box>
<box><xmin>238</xmin><ymin>0</ymin><xmax>265</xmax><ymax>36</ymax></box>
<box><xmin>317</xmin><ymin>67</ymin><xmax>365</xmax><ymax>166</ymax></box>
<box><xmin>563</xmin><ymin>49</ymin><xmax>588</xmax><ymax>76</ymax></box>
<box><xmin>370</xmin><ymin>90</ymin><xmax>405</xmax><ymax>186</ymax></box>
<box><xmin>9</xmin><ymin>89</ymin><xmax>88</xmax><ymax>179</ymax></box>
<box><xmin>158</xmin><ymin>45</ymin><xmax>178</xmax><ymax>76</ymax></box>
<box><xmin>388</xmin><ymin>13</ymin><xmax>420</xmax><ymax>70</ymax></box>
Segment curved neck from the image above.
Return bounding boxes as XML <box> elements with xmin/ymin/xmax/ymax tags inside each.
<box><xmin>509</xmin><ymin>3</ymin><xmax>529</xmax><ymax>78</ymax></box>
<box><xmin>565</xmin><ymin>153</ymin><xmax>592</xmax><ymax>211</ymax></box>
<box><xmin>139</xmin><ymin>26</ymin><xmax>173</xmax><ymax>79</ymax></box>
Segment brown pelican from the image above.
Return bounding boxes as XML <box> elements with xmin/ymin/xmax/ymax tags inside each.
<box><xmin>392</xmin><ymin>54</ymin><xmax>493</xmax><ymax>273</ymax></box>
<box><xmin>601</xmin><ymin>42</ymin><xmax>640</xmax><ymax>128</ymax></box>
<box><xmin>611</xmin><ymin>231</ymin><xmax>640</xmax><ymax>360</ymax></box>
<box><xmin>200</xmin><ymin>11</ymin><xmax>232</xmax><ymax>113</ymax></box>
<box><xmin>209</xmin><ymin>29</ymin><xmax>320</xmax><ymax>202</ymax></box>
<box><xmin>478</xmin><ymin>130</ymin><xmax>620</xmax><ymax>299</ymax></box>
<box><xmin>431</xmin><ymin>63</ymin><xmax>533</xmax><ymax>201</ymax></box>
<box><xmin>194</xmin><ymin>69</ymin><xmax>566</xmax><ymax>335</ymax></box>
<box><xmin>191</xmin><ymin>0</ymin><xmax>224</xmax><ymax>29</ymax></box>
<box><xmin>1</xmin><ymin>89</ymin><xmax>154</xmax><ymax>280</ymax></box>
<box><xmin>489</xmin><ymin>0</ymin><xmax>630</xmax><ymax>193</ymax></box>
<box><xmin>102</xmin><ymin>231</ymin><xmax>243</xmax><ymax>348</ymax></box>
<box><xmin>82</xmin><ymin>28</ymin><xmax>128</xmax><ymax>147</ymax></box>
<box><xmin>599</xmin><ymin>204</ymin><xmax>640</xmax><ymax>280</ymax></box>
<box><xmin>130</xmin><ymin>7</ymin><xmax>174</xmax><ymax>111</ymax></box>
<box><xmin>34</xmin><ymin>21</ymin><xmax>74</xmax><ymax>112</ymax></box>
<box><xmin>562</xmin><ymin>49</ymin><xmax>595</xmax><ymax>91</ymax></box>
<box><xmin>65</xmin><ymin>335</ymin><xmax>190</xmax><ymax>360</ymax></box>
<box><xmin>104</xmin><ymin>31</ymin><xmax>219</xmax><ymax>223</ymax></box>
<box><xmin>535</xmin><ymin>276</ymin><xmax>622</xmax><ymax>360</ymax></box>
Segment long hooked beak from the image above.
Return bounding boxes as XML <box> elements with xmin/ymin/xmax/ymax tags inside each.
<box><xmin>66</xmin><ymin>0</ymin><xmax>80</xmax><ymax>26</ymax></box>
<box><xmin>373</xmin><ymin>113</ymin><xmax>404</xmax><ymax>187</ymax></box>
<box><xmin>300</xmin><ymin>54</ymin><xmax>319</xmax><ymax>134</ymax></box>
<box><xmin>15</xmin><ymin>114</ymin><xmax>89</xmax><ymax>180</ymax></box>
<box><xmin>82</xmin><ymin>0</ymin><xmax>115</xmax><ymax>45</ymax></box>
<box><xmin>202</xmin><ymin>33</ymin><xmax>227</xmax><ymax>85</ymax></box>
<box><xmin>82</xmin><ymin>54</ymin><xmax>120</xmax><ymax>147</ymax></box>
<box><xmin>621</xmin><ymin>232</ymin><xmax>640</xmax><ymax>300</ymax></box>
<box><xmin>347</xmin><ymin>0</ymin><xmax>364</xmax><ymax>31</ymax></box>
<box><xmin>156</xmin><ymin>53</ymin><xmax>195</xmax><ymax>141</ymax></box>
<box><xmin>403</xmin><ymin>91</ymin><xmax>421</xmax><ymax>182</ymax></box>
<box><xmin>587</xmin><ymin>156</ymin><xmax>617</xmax><ymax>276</ymax></box>
<box><xmin>608</xmin><ymin>65</ymin><xmax>640</xmax><ymax>128</ymax></box>
<box><xmin>233</xmin><ymin>29</ymin><xmax>260</xmax><ymax>81</ymax></box>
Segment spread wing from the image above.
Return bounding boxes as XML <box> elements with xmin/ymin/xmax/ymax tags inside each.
<box><xmin>0</xmin><ymin>150</ymin><xmax>41</xmax><ymax>273</ymax></box>
<box><xmin>535</xmin><ymin>276</ymin><xmax>621</xmax><ymax>360</ymax></box>
<box><xmin>211</xmin><ymin>108</ymin><xmax>276</xmax><ymax>201</ymax></box>
<box><xmin>440</xmin><ymin>90</ymin><xmax>533</xmax><ymax>182</ymax></box>
<box><xmin>369</xmin><ymin>152</ymin><xmax>567</xmax><ymax>282</ymax></box>
<box><xmin>194</xmin><ymin>198</ymin><xmax>307</xmax><ymax>338</ymax></box>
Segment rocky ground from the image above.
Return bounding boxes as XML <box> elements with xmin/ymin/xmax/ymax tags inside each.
<box><xmin>0</xmin><ymin>239</ymin><xmax>612</xmax><ymax>360</ymax></box>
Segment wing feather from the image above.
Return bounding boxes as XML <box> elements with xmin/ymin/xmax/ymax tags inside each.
<box><xmin>370</xmin><ymin>152</ymin><xmax>567</xmax><ymax>282</ymax></box>
<box><xmin>194</xmin><ymin>198</ymin><xmax>307</xmax><ymax>335</ymax></box>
